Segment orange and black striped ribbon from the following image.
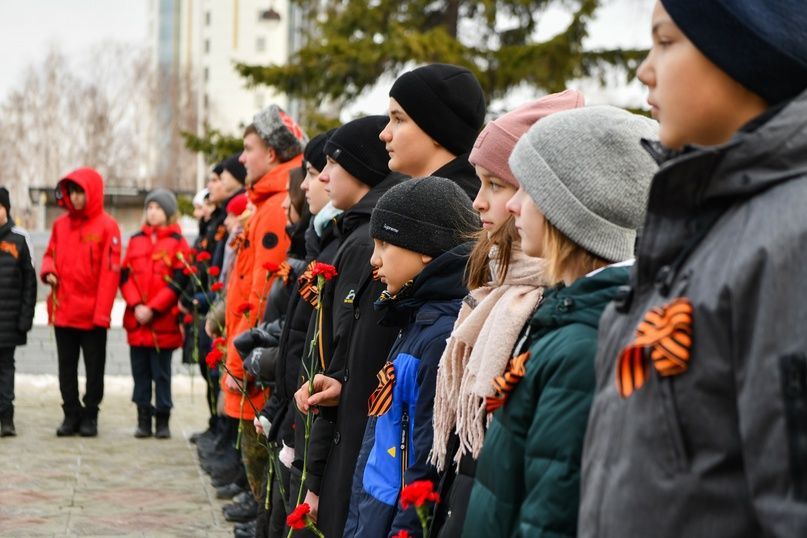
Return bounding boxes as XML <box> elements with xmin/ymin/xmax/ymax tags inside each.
<box><xmin>616</xmin><ymin>297</ymin><xmax>693</xmax><ymax>398</ymax></box>
<box><xmin>368</xmin><ymin>361</ymin><xmax>396</xmax><ymax>416</ymax></box>
<box><xmin>297</xmin><ymin>260</ymin><xmax>320</xmax><ymax>307</ymax></box>
<box><xmin>485</xmin><ymin>351</ymin><xmax>530</xmax><ymax>413</ymax></box>
<box><xmin>276</xmin><ymin>261</ymin><xmax>292</xmax><ymax>285</ymax></box>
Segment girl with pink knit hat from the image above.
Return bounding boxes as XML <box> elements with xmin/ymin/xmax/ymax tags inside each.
<box><xmin>429</xmin><ymin>89</ymin><xmax>585</xmax><ymax>537</ymax></box>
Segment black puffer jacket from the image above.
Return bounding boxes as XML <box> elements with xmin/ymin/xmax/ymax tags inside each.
<box><xmin>0</xmin><ymin>218</ymin><xmax>37</xmax><ymax>347</ymax></box>
<box><xmin>299</xmin><ymin>173</ymin><xmax>406</xmax><ymax>537</ymax></box>
<box><xmin>432</xmin><ymin>153</ymin><xmax>480</xmax><ymax>201</ymax></box>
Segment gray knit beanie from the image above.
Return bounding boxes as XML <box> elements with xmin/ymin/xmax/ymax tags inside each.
<box><xmin>509</xmin><ymin>105</ymin><xmax>659</xmax><ymax>262</ymax></box>
<box><xmin>253</xmin><ymin>104</ymin><xmax>308</xmax><ymax>162</ymax></box>
<box><xmin>145</xmin><ymin>188</ymin><xmax>178</xmax><ymax>219</ymax></box>
<box><xmin>370</xmin><ymin>176</ymin><xmax>479</xmax><ymax>258</ymax></box>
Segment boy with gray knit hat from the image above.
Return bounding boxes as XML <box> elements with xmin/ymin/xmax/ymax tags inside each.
<box><xmin>464</xmin><ymin>105</ymin><xmax>659</xmax><ymax>537</ymax></box>
<box><xmin>343</xmin><ymin>177</ymin><xmax>477</xmax><ymax>537</ymax></box>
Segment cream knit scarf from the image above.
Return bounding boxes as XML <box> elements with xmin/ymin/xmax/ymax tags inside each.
<box><xmin>430</xmin><ymin>246</ymin><xmax>547</xmax><ymax>471</ymax></box>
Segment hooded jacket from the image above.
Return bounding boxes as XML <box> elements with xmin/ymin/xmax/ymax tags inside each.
<box><xmin>223</xmin><ymin>158</ymin><xmax>300</xmax><ymax>421</ymax></box>
<box><xmin>0</xmin><ymin>218</ymin><xmax>36</xmax><ymax>347</ymax></box>
<box><xmin>464</xmin><ymin>265</ymin><xmax>631</xmax><ymax>537</ymax></box>
<box><xmin>344</xmin><ymin>242</ymin><xmax>470</xmax><ymax>538</ymax></box>
<box><xmin>296</xmin><ymin>172</ymin><xmax>405</xmax><ymax>537</ymax></box>
<box><xmin>579</xmin><ymin>90</ymin><xmax>807</xmax><ymax>537</ymax></box>
<box><xmin>120</xmin><ymin>223</ymin><xmax>190</xmax><ymax>350</ymax></box>
<box><xmin>41</xmin><ymin>168</ymin><xmax>122</xmax><ymax>329</ymax></box>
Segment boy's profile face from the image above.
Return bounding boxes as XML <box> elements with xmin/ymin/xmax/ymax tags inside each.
<box><xmin>371</xmin><ymin>239</ymin><xmax>432</xmax><ymax>295</ymax></box>
<box><xmin>380</xmin><ymin>97</ymin><xmax>439</xmax><ymax>177</ymax></box>
<box><xmin>638</xmin><ymin>1</ymin><xmax>767</xmax><ymax>150</ymax></box>
<box><xmin>302</xmin><ymin>163</ymin><xmax>329</xmax><ymax>215</ymax></box>
<box><xmin>240</xmin><ymin>133</ymin><xmax>273</xmax><ymax>186</ymax></box>
<box><xmin>0</xmin><ymin>205</ymin><xmax>7</xmax><ymax>226</ymax></box>
<box><xmin>321</xmin><ymin>157</ymin><xmax>368</xmax><ymax>211</ymax></box>
<box><xmin>506</xmin><ymin>187</ymin><xmax>546</xmax><ymax>258</ymax></box>
<box><xmin>207</xmin><ymin>173</ymin><xmax>226</xmax><ymax>204</ymax></box>
<box><xmin>68</xmin><ymin>184</ymin><xmax>86</xmax><ymax>211</ymax></box>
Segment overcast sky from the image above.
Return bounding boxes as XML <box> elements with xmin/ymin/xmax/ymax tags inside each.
<box><xmin>0</xmin><ymin>0</ymin><xmax>653</xmax><ymax>110</ymax></box>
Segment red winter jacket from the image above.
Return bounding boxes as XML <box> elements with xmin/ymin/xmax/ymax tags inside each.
<box><xmin>120</xmin><ymin>223</ymin><xmax>190</xmax><ymax>350</ymax></box>
<box><xmin>41</xmin><ymin>168</ymin><xmax>122</xmax><ymax>329</ymax></box>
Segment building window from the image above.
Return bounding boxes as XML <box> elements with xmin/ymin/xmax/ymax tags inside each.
<box><xmin>255</xmin><ymin>92</ymin><xmax>265</xmax><ymax>109</ymax></box>
<box><xmin>204</xmin><ymin>39</ymin><xmax>210</xmax><ymax>54</ymax></box>
<box><xmin>205</xmin><ymin>11</ymin><xmax>211</xmax><ymax>26</ymax></box>
<box><xmin>204</xmin><ymin>67</ymin><xmax>209</xmax><ymax>81</ymax></box>
<box><xmin>204</xmin><ymin>94</ymin><xmax>209</xmax><ymax>109</ymax></box>
<box><xmin>256</xmin><ymin>37</ymin><xmax>266</xmax><ymax>52</ymax></box>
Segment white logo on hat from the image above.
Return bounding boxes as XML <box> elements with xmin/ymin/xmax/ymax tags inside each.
<box><xmin>383</xmin><ymin>224</ymin><xmax>399</xmax><ymax>233</ymax></box>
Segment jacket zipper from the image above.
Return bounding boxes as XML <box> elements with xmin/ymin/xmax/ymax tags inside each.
<box><xmin>400</xmin><ymin>406</ymin><xmax>409</xmax><ymax>491</ymax></box>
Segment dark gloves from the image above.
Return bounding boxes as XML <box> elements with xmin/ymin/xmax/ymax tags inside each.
<box><xmin>233</xmin><ymin>326</ymin><xmax>277</xmax><ymax>360</ymax></box>
<box><xmin>244</xmin><ymin>346</ymin><xmax>279</xmax><ymax>385</ymax></box>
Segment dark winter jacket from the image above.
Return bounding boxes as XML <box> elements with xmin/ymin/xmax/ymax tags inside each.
<box><xmin>579</xmin><ymin>90</ymin><xmax>807</xmax><ymax>538</ymax></box>
<box><xmin>464</xmin><ymin>265</ymin><xmax>631</xmax><ymax>538</ymax></box>
<box><xmin>120</xmin><ymin>223</ymin><xmax>190</xmax><ymax>350</ymax></box>
<box><xmin>41</xmin><ymin>168</ymin><xmax>122</xmax><ymax>329</ymax></box>
<box><xmin>0</xmin><ymin>218</ymin><xmax>36</xmax><ymax>347</ymax></box>
<box><xmin>432</xmin><ymin>153</ymin><xmax>480</xmax><ymax>201</ymax></box>
<box><xmin>344</xmin><ymin>242</ymin><xmax>470</xmax><ymax>538</ymax></box>
<box><xmin>298</xmin><ymin>172</ymin><xmax>406</xmax><ymax>537</ymax></box>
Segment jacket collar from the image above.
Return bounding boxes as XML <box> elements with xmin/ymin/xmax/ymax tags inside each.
<box><xmin>336</xmin><ymin>173</ymin><xmax>406</xmax><ymax>240</ymax></box>
<box><xmin>141</xmin><ymin>222</ymin><xmax>182</xmax><ymax>239</ymax></box>
<box><xmin>432</xmin><ymin>153</ymin><xmax>481</xmax><ymax>200</ymax></box>
<box><xmin>0</xmin><ymin>217</ymin><xmax>14</xmax><ymax>238</ymax></box>
<box><xmin>248</xmin><ymin>155</ymin><xmax>303</xmax><ymax>205</ymax></box>
<box><xmin>56</xmin><ymin>168</ymin><xmax>105</xmax><ymax>219</ymax></box>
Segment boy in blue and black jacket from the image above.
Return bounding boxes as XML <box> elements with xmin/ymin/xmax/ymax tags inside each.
<box><xmin>343</xmin><ymin>176</ymin><xmax>479</xmax><ymax>537</ymax></box>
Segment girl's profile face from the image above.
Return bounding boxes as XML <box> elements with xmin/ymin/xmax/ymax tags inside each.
<box><xmin>637</xmin><ymin>1</ymin><xmax>767</xmax><ymax>150</ymax></box>
<box><xmin>506</xmin><ymin>187</ymin><xmax>546</xmax><ymax>258</ymax></box>
<box><xmin>473</xmin><ymin>165</ymin><xmax>518</xmax><ymax>240</ymax></box>
<box><xmin>146</xmin><ymin>201</ymin><xmax>168</xmax><ymax>227</ymax></box>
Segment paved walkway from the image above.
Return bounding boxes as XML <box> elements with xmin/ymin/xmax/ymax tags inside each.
<box><xmin>0</xmin><ymin>372</ymin><xmax>231</xmax><ymax>537</ymax></box>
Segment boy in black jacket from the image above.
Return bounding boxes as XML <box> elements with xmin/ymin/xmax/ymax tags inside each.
<box><xmin>0</xmin><ymin>187</ymin><xmax>37</xmax><ymax>437</ymax></box>
<box><xmin>292</xmin><ymin>116</ymin><xmax>405</xmax><ymax>536</ymax></box>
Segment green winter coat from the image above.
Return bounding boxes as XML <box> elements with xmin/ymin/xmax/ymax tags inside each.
<box><xmin>463</xmin><ymin>265</ymin><xmax>631</xmax><ymax>538</ymax></box>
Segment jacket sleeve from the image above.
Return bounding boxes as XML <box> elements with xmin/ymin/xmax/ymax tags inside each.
<box><xmin>388</xmin><ymin>339</ymin><xmax>445</xmax><ymax>538</ymax></box>
<box><xmin>729</xmin><ymin>234</ymin><xmax>807</xmax><ymax>535</ymax></box>
<box><xmin>93</xmin><ymin>219</ymin><xmax>122</xmax><ymax>328</ymax></box>
<box><xmin>515</xmin><ymin>336</ymin><xmax>595</xmax><ymax>537</ymax></box>
<box><xmin>17</xmin><ymin>231</ymin><xmax>37</xmax><ymax>334</ymax></box>
<box><xmin>119</xmin><ymin>240</ymin><xmax>142</xmax><ymax>307</ymax></box>
<box><xmin>40</xmin><ymin>224</ymin><xmax>57</xmax><ymax>282</ymax></box>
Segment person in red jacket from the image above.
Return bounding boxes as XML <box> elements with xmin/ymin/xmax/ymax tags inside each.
<box><xmin>41</xmin><ymin>168</ymin><xmax>122</xmax><ymax>437</ymax></box>
<box><xmin>120</xmin><ymin>189</ymin><xmax>190</xmax><ymax>439</ymax></box>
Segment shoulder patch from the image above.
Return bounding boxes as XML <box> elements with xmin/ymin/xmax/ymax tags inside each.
<box><xmin>262</xmin><ymin>232</ymin><xmax>279</xmax><ymax>249</ymax></box>
<box><xmin>344</xmin><ymin>289</ymin><xmax>356</xmax><ymax>304</ymax></box>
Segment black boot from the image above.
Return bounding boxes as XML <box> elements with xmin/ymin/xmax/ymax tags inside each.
<box><xmin>0</xmin><ymin>408</ymin><xmax>15</xmax><ymax>437</ymax></box>
<box><xmin>154</xmin><ymin>410</ymin><xmax>171</xmax><ymax>439</ymax></box>
<box><xmin>56</xmin><ymin>406</ymin><xmax>81</xmax><ymax>437</ymax></box>
<box><xmin>134</xmin><ymin>406</ymin><xmax>152</xmax><ymax>438</ymax></box>
<box><xmin>79</xmin><ymin>407</ymin><xmax>98</xmax><ymax>437</ymax></box>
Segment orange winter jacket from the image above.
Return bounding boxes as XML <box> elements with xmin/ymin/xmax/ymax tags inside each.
<box><xmin>223</xmin><ymin>156</ymin><xmax>301</xmax><ymax>420</ymax></box>
<box><xmin>41</xmin><ymin>168</ymin><xmax>122</xmax><ymax>329</ymax></box>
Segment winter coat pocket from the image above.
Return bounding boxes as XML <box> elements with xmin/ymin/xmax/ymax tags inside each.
<box><xmin>779</xmin><ymin>354</ymin><xmax>807</xmax><ymax>500</ymax></box>
<box><xmin>655</xmin><ymin>377</ymin><xmax>689</xmax><ymax>475</ymax></box>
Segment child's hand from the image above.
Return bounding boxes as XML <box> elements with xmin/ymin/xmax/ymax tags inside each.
<box><xmin>45</xmin><ymin>273</ymin><xmax>58</xmax><ymax>286</ymax></box>
<box><xmin>304</xmin><ymin>490</ymin><xmax>319</xmax><ymax>522</ymax></box>
<box><xmin>254</xmin><ymin>416</ymin><xmax>271</xmax><ymax>437</ymax></box>
<box><xmin>134</xmin><ymin>305</ymin><xmax>153</xmax><ymax>324</ymax></box>
<box><xmin>205</xmin><ymin>318</ymin><xmax>217</xmax><ymax>338</ymax></box>
<box><xmin>224</xmin><ymin>373</ymin><xmax>241</xmax><ymax>392</ymax></box>
<box><xmin>294</xmin><ymin>374</ymin><xmax>343</xmax><ymax>413</ymax></box>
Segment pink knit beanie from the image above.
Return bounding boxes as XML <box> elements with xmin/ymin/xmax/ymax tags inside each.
<box><xmin>469</xmin><ymin>89</ymin><xmax>586</xmax><ymax>187</ymax></box>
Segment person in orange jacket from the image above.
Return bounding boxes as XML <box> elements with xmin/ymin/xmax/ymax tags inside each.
<box><xmin>120</xmin><ymin>189</ymin><xmax>190</xmax><ymax>440</ymax></box>
<box><xmin>41</xmin><ymin>168</ymin><xmax>122</xmax><ymax>438</ymax></box>
<box><xmin>224</xmin><ymin>103</ymin><xmax>306</xmax><ymax>508</ymax></box>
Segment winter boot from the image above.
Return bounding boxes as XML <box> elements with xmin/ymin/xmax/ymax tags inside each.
<box><xmin>56</xmin><ymin>406</ymin><xmax>82</xmax><ymax>437</ymax></box>
<box><xmin>134</xmin><ymin>406</ymin><xmax>153</xmax><ymax>438</ymax></box>
<box><xmin>79</xmin><ymin>407</ymin><xmax>98</xmax><ymax>437</ymax></box>
<box><xmin>154</xmin><ymin>410</ymin><xmax>171</xmax><ymax>439</ymax></box>
<box><xmin>0</xmin><ymin>408</ymin><xmax>15</xmax><ymax>437</ymax></box>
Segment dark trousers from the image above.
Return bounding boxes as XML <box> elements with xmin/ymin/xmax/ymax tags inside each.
<box><xmin>130</xmin><ymin>346</ymin><xmax>173</xmax><ymax>411</ymax></box>
<box><xmin>0</xmin><ymin>347</ymin><xmax>15</xmax><ymax>415</ymax></box>
<box><xmin>197</xmin><ymin>329</ymin><xmax>218</xmax><ymax>421</ymax></box>
<box><xmin>55</xmin><ymin>327</ymin><xmax>107</xmax><ymax>414</ymax></box>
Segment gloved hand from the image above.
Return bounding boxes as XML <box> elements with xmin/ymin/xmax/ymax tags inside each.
<box><xmin>244</xmin><ymin>346</ymin><xmax>279</xmax><ymax>384</ymax></box>
<box><xmin>233</xmin><ymin>327</ymin><xmax>276</xmax><ymax>360</ymax></box>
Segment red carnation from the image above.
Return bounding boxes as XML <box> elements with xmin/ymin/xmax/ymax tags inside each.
<box><xmin>237</xmin><ymin>302</ymin><xmax>254</xmax><ymax>316</ymax></box>
<box><xmin>183</xmin><ymin>313</ymin><xmax>194</xmax><ymax>324</ymax></box>
<box><xmin>182</xmin><ymin>265</ymin><xmax>199</xmax><ymax>276</ymax></box>
<box><xmin>311</xmin><ymin>262</ymin><xmax>338</xmax><ymax>281</ymax></box>
<box><xmin>286</xmin><ymin>503</ymin><xmax>311</xmax><ymax>530</ymax></box>
<box><xmin>170</xmin><ymin>306</ymin><xmax>181</xmax><ymax>316</ymax></box>
<box><xmin>392</xmin><ymin>531</ymin><xmax>411</xmax><ymax>538</ymax></box>
<box><xmin>208</xmin><ymin>266</ymin><xmax>221</xmax><ymax>277</ymax></box>
<box><xmin>212</xmin><ymin>336</ymin><xmax>226</xmax><ymax>351</ymax></box>
<box><xmin>211</xmin><ymin>281</ymin><xmax>224</xmax><ymax>292</ymax></box>
<box><xmin>196</xmin><ymin>251</ymin><xmax>212</xmax><ymax>263</ymax></box>
<box><xmin>262</xmin><ymin>261</ymin><xmax>281</xmax><ymax>273</ymax></box>
<box><xmin>205</xmin><ymin>348</ymin><xmax>223</xmax><ymax>369</ymax></box>
<box><xmin>400</xmin><ymin>480</ymin><xmax>440</xmax><ymax>510</ymax></box>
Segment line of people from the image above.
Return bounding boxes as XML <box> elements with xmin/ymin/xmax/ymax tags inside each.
<box><xmin>1</xmin><ymin>2</ymin><xmax>805</xmax><ymax>537</ymax></box>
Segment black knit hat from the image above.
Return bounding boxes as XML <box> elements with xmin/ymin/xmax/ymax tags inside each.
<box><xmin>390</xmin><ymin>63</ymin><xmax>486</xmax><ymax>156</ymax></box>
<box><xmin>370</xmin><ymin>176</ymin><xmax>479</xmax><ymax>258</ymax></box>
<box><xmin>325</xmin><ymin>116</ymin><xmax>391</xmax><ymax>187</ymax></box>
<box><xmin>212</xmin><ymin>162</ymin><xmax>224</xmax><ymax>176</ymax></box>
<box><xmin>221</xmin><ymin>153</ymin><xmax>247</xmax><ymax>185</ymax></box>
<box><xmin>661</xmin><ymin>0</ymin><xmax>807</xmax><ymax>104</ymax></box>
<box><xmin>304</xmin><ymin>129</ymin><xmax>336</xmax><ymax>173</ymax></box>
<box><xmin>0</xmin><ymin>186</ymin><xmax>10</xmax><ymax>216</ymax></box>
